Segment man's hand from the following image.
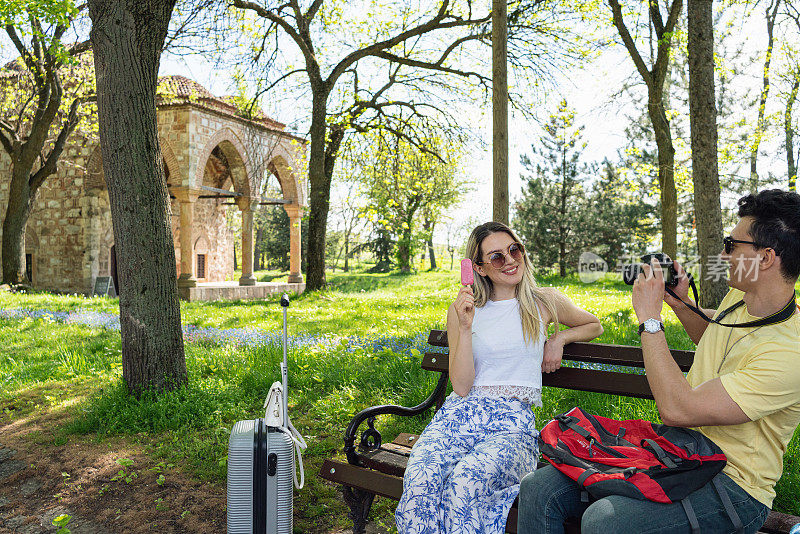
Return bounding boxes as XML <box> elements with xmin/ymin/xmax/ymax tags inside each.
<box><xmin>542</xmin><ymin>335</ymin><xmax>564</xmax><ymax>374</ymax></box>
<box><xmin>632</xmin><ymin>258</ymin><xmax>665</xmax><ymax>323</ymax></box>
<box><xmin>663</xmin><ymin>260</ymin><xmax>692</xmax><ymax>310</ymax></box>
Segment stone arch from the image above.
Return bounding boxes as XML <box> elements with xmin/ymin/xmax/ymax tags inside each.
<box><xmin>266</xmin><ymin>140</ymin><xmax>306</xmax><ymax>208</ymax></box>
<box><xmin>194</xmin><ymin>127</ymin><xmax>252</xmax><ymax>197</ymax></box>
<box><xmin>194</xmin><ymin>235</ymin><xmax>209</xmax><ymax>253</ymax></box>
<box><xmin>84</xmin><ymin>143</ymin><xmax>105</xmax><ymax>193</ymax></box>
<box><xmin>267</xmin><ymin>155</ymin><xmax>301</xmax><ymax>207</ymax></box>
<box><xmin>159</xmin><ymin>137</ymin><xmax>180</xmax><ymax>186</ymax></box>
<box><xmin>24</xmin><ymin>226</ymin><xmax>39</xmax><ymax>252</ymax></box>
<box><xmin>98</xmin><ymin>228</ymin><xmax>114</xmax><ymax>277</ymax></box>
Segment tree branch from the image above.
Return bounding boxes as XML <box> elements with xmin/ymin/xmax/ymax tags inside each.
<box><xmin>327</xmin><ymin>1</ymin><xmax>493</xmax><ymax>88</ymax></box>
<box><xmin>649</xmin><ymin>0</ymin><xmax>665</xmax><ymax>35</ymax></box>
<box><xmin>68</xmin><ymin>39</ymin><xmax>92</xmax><ymax>57</ymax></box>
<box><xmin>652</xmin><ymin>0</ymin><xmax>682</xmax><ymax>87</ymax></box>
<box><xmin>5</xmin><ymin>25</ymin><xmax>43</xmax><ymax>90</ymax></box>
<box><xmin>233</xmin><ymin>0</ymin><xmax>317</xmax><ymax>70</ymax></box>
<box><xmin>0</xmin><ymin>128</ymin><xmax>13</xmax><ymax>155</ymax></box>
<box><xmin>29</xmin><ymin>95</ymin><xmax>81</xmax><ymax>193</ymax></box>
<box><xmin>262</xmin><ymin>68</ymin><xmax>307</xmax><ymax>94</ymax></box>
<box><xmin>609</xmin><ymin>0</ymin><xmax>654</xmax><ymax>88</ymax></box>
<box><xmin>305</xmin><ymin>0</ymin><xmax>325</xmax><ymax>23</ymax></box>
<box><xmin>372</xmin><ymin>51</ymin><xmax>488</xmax><ymax>81</ymax></box>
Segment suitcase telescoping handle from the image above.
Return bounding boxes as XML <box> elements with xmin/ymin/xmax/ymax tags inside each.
<box><xmin>280</xmin><ymin>293</ymin><xmax>290</xmax><ymax>428</ymax></box>
<box><xmin>277</xmin><ymin>293</ymin><xmax>308</xmax><ymax>490</ymax></box>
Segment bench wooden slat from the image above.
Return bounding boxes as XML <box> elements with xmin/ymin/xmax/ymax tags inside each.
<box><xmin>542</xmin><ymin>367</ymin><xmax>655</xmax><ymax>399</ymax></box>
<box><xmin>357</xmin><ymin>448</ymin><xmax>408</xmax><ymax>477</ymax></box>
<box><xmin>393</xmin><ymin>433</ymin><xmax>421</xmax><ymax>448</ymax></box>
<box><xmin>320</xmin><ymin>459</ymin><xmax>404</xmax><ymax>500</ymax></box>
<box><xmin>420</xmin><ymin>356</ymin><xmax>657</xmax><ymax>399</ymax></box>
<box><xmin>423</xmin><ymin>341</ymin><xmax>694</xmax><ymax>372</ymax></box>
<box><xmin>563</xmin><ymin>342</ymin><xmax>694</xmax><ymax>371</ymax></box>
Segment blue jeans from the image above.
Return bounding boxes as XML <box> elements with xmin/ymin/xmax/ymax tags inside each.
<box><xmin>517</xmin><ymin>465</ymin><xmax>770</xmax><ymax>534</ymax></box>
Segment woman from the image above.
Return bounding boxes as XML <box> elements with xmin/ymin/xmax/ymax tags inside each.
<box><xmin>395</xmin><ymin>222</ymin><xmax>604</xmax><ymax>533</ymax></box>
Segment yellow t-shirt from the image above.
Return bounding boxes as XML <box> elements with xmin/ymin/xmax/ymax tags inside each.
<box><xmin>686</xmin><ymin>287</ymin><xmax>800</xmax><ymax>508</ymax></box>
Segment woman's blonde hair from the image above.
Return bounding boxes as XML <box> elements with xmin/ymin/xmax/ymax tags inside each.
<box><xmin>466</xmin><ymin>222</ymin><xmax>561</xmax><ymax>342</ymax></box>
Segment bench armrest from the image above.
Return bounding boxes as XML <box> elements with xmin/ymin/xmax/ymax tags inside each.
<box><xmin>344</xmin><ymin>372</ymin><xmax>449</xmax><ymax>465</ymax></box>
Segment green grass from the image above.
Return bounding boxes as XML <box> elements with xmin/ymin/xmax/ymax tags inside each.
<box><xmin>1</xmin><ymin>269</ymin><xmax>799</xmax><ymax>532</ymax></box>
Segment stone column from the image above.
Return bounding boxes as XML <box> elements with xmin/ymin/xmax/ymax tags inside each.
<box><xmin>284</xmin><ymin>204</ymin><xmax>304</xmax><ymax>283</ymax></box>
<box><xmin>174</xmin><ymin>187</ymin><xmax>200</xmax><ymax>288</ymax></box>
<box><xmin>237</xmin><ymin>196</ymin><xmax>258</xmax><ymax>286</ymax></box>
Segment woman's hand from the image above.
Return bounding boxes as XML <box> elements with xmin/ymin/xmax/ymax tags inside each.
<box><xmin>542</xmin><ymin>334</ymin><xmax>564</xmax><ymax>374</ymax></box>
<box><xmin>453</xmin><ymin>286</ymin><xmax>475</xmax><ymax>331</ymax></box>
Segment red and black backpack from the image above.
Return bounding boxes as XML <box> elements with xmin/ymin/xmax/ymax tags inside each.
<box><xmin>539</xmin><ymin>407</ymin><xmax>743</xmax><ymax>533</ymax></box>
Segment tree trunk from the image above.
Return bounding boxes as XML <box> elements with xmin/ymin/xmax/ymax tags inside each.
<box><xmin>786</xmin><ymin>75</ymin><xmax>798</xmax><ymax>191</ymax></box>
<box><xmin>305</xmin><ymin>94</ymin><xmax>345</xmax><ymax>290</ymax></box>
<box><xmin>1</xmin><ymin>168</ymin><xmax>33</xmax><ymax>285</ymax></box>
<box><xmin>397</xmin><ymin>229</ymin><xmax>412</xmax><ymax>273</ymax></box>
<box><xmin>649</xmin><ymin>97</ymin><xmax>678</xmax><ymax>260</ymax></box>
<box><xmin>343</xmin><ymin>229</ymin><xmax>350</xmax><ymax>272</ymax></box>
<box><xmin>687</xmin><ymin>0</ymin><xmax>727</xmax><ymax>309</ymax></box>
<box><xmin>749</xmin><ymin>0</ymin><xmax>781</xmax><ymax>193</ymax></box>
<box><xmin>88</xmin><ymin>0</ymin><xmax>187</xmax><ymax>394</ymax></box>
<box><xmin>609</xmin><ymin>0</ymin><xmax>681</xmax><ymax>260</ymax></box>
<box><xmin>492</xmin><ymin>0</ymin><xmax>508</xmax><ymax>225</ymax></box>
<box><xmin>422</xmin><ymin>217</ymin><xmax>437</xmax><ymax>270</ymax></box>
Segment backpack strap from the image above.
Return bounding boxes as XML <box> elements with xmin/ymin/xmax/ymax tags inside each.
<box><xmin>681</xmin><ymin>498</ymin><xmax>701</xmax><ymax>534</ymax></box>
<box><xmin>577</xmin><ymin>468</ymin><xmax>600</xmax><ymax>486</ymax></box>
<box><xmin>712</xmin><ymin>475</ymin><xmax>744</xmax><ymax>534</ymax></box>
<box><xmin>556</xmin><ymin>414</ymin><xmax>593</xmax><ymax>440</ymax></box>
<box><xmin>643</xmin><ymin>439</ymin><xmax>678</xmax><ymax>468</ymax></box>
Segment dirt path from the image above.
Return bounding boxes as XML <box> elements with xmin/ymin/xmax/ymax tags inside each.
<box><xmin>0</xmin><ymin>403</ymin><xmax>228</xmax><ymax>534</ymax></box>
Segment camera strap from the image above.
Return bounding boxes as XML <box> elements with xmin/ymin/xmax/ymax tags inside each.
<box><xmin>666</xmin><ymin>275</ymin><xmax>797</xmax><ymax>328</ymax></box>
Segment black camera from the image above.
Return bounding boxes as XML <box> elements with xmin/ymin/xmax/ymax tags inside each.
<box><xmin>622</xmin><ymin>253</ymin><xmax>679</xmax><ymax>287</ymax></box>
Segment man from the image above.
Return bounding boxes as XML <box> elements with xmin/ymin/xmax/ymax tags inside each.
<box><xmin>518</xmin><ymin>189</ymin><xmax>800</xmax><ymax>533</ymax></box>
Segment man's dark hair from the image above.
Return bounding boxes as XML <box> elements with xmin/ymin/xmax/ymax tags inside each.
<box><xmin>737</xmin><ymin>189</ymin><xmax>800</xmax><ymax>281</ymax></box>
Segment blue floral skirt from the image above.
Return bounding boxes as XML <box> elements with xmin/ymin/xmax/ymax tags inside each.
<box><xmin>395</xmin><ymin>391</ymin><xmax>539</xmax><ymax>534</ymax></box>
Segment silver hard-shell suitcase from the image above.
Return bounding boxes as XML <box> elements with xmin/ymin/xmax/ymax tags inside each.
<box><xmin>227</xmin><ymin>294</ymin><xmax>301</xmax><ymax>534</ymax></box>
<box><xmin>227</xmin><ymin>418</ymin><xmax>294</xmax><ymax>533</ymax></box>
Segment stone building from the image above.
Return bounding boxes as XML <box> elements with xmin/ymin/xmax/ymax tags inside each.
<box><xmin>0</xmin><ymin>75</ymin><xmax>307</xmax><ymax>300</ymax></box>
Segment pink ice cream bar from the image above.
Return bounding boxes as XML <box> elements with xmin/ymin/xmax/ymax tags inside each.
<box><xmin>460</xmin><ymin>258</ymin><xmax>474</xmax><ymax>285</ymax></box>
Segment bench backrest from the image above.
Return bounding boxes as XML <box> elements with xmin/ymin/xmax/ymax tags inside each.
<box><xmin>425</xmin><ymin>330</ymin><xmax>695</xmax><ymax>400</ymax></box>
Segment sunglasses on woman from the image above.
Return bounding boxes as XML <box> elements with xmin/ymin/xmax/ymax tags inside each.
<box><xmin>475</xmin><ymin>242</ymin><xmax>525</xmax><ymax>269</ymax></box>
<box><xmin>723</xmin><ymin>236</ymin><xmax>762</xmax><ymax>255</ymax></box>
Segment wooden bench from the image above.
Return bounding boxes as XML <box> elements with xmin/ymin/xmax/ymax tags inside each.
<box><xmin>319</xmin><ymin>330</ymin><xmax>800</xmax><ymax>534</ymax></box>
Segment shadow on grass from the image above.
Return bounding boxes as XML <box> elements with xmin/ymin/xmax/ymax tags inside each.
<box><xmin>256</xmin><ymin>272</ymin><xmax>289</xmax><ymax>283</ymax></box>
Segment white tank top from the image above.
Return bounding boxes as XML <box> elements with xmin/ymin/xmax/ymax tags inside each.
<box><xmin>470</xmin><ymin>297</ymin><xmax>546</xmax><ymax>405</ymax></box>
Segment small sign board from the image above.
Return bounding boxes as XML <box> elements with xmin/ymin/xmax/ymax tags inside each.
<box><xmin>93</xmin><ymin>276</ymin><xmax>112</xmax><ymax>296</ymax></box>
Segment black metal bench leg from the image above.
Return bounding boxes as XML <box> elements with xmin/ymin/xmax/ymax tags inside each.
<box><xmin>342</xmin><ymin>486</ymin><xmax>375</xmax><ymax>534</ymax></box>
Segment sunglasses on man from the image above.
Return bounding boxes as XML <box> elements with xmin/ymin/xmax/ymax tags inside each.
<box><xmin>475</xmin><ymin>242</ymin><xmax>525</xmax><ymax>269</ymax></box>
<box><xmin>723</xmin><ymin>236</ymin><xmax>765</xmax><ymax>255</ymax></box>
